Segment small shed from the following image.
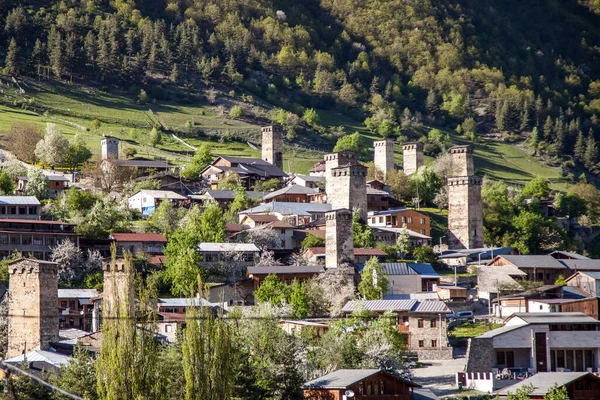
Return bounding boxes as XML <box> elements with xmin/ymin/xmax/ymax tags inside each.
<box><xmin>303</xmin><ymin>369</ymin><xmax>420</xmax><ymax>400</ymax></box>
<box><xmin>436</xmin><ymin>285</ymin><xmax>468</xmax><ymax>300</ymax></box>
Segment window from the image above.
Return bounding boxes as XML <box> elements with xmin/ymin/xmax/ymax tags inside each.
<box><xmin>401</xmin><ymin>217</ymin><xmax>406</xmax><ymax>223</ymax></box>
<box><xmin>165</xmin><ymin>325</ymin><xmax>172</xmax><ymax>333</ymax></box>
<box><xmin>407</xmin><ymin>217</ymin><xmax>413</xmax><ymax>223</ymax></box>
<box><xmin>540</xmin><ymin>305</ymin><xmax>543</xmax><ymax>310</ymax></box>
<box><xmin>421</xmin><ymin>218</ymin><xmax>426</xmax><ymax>224</ymax></box>
<box><xmin>61</xmin><ymin>301</ymin><xmax>67</xmax><ymax>308</ymax></box>
<box><xmin>378</xmin><ymin>217</ymin><xmax>383</xmax><ymax>223</ymax></box>
<box><xmin>18</xmin><ymin>207</ymin><xmax>26</xmax><ymax>215</ymax></box>
<box><xmin>431</xmin><ymin>340</ymin><xmax>437</xmax><ymax>348</ymax></box>
<box><xmin>538</xmin><ymin>272</ymin><xmax>544</xmax><ymax>280</ymax></box>
<box><xmin>421</xmin><ymin>229</ymin><xmax>426</xmax><ymax>234</ymax></box>
<box><xmin>69</xmin><ymin>301</ymin><xmax>76</xmax><ymax>309</ymax></box>
<box><xmin>497</xmin><ymin>351</ymin><xmax>506</xmax><ymax>365</ymax></box>
<box><xmin>430</xmin><ymin>319</ymin><xmax>437</xmax><ymax>328</ymax></box>
<box><xmin>418</xmin><ymin>340</ymin><xmax>424</xmax><ymax>348</ymax></box>
<box><xmin>371</xmin><ymin>218</ymin><xmax>375</xmax><ymax>223</ymax></box>
<box><xmin>22</xmin><ymin>236</ymin><xmax>32</xmax><ymax>245</ymax></box>
<box><xmin>418</xmin><ymin>319</ymin><xmax>424</xmax><ymax>328</ymax></box>
<box><xmin>0</xmin><ymin>234</ymin><xmax>7</xmax><ymax>244</ymax></box>
<box><xmin>9</xmin><ymin>235</ymin><xmax>19</xmax><ymax>245</ymax></box>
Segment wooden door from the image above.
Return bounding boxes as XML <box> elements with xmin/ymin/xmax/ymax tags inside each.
<box><xmin>535</xmin><ymin>332</ymin><xmax>547</xmax><ymax>372</ymax></box>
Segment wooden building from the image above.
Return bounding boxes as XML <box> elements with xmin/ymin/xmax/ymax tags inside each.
<box><xmin>303</xmin><ymin>369</ymin><xmax>420</xmax><ymax>400</ymax></box>
<box><xmin>436</xmin><ymin>285</ymin><xmax>468</xmax><ymax>300</ymax></box>
<box><xmin>487</xmin><ymin>255</ymin><xmax>568</xmax><ymax>285</ymax></box>
<box><xmin>246</xmin><ymin>265</ymin><xmax>325</xmax><ymax>290</ymax></box>
<box><xmin>368</xmin><ymin>208</ymin><xmax>431</xmax><ymax>236</ymax></box>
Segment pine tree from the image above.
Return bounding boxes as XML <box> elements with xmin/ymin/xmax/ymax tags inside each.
<box><xmin>554</xmin><ymin>118</ymin><xmax>565</xmax><ymax>152</ymax></box>
<box><xmin>426</xmin><ymin>89</ymin><xmax>438</xmax><ymax>116</ymax></box>
<box><xmin>31</xmin><ymin>38</ymin><xmax>44</xmax><ymax>77</ymax></box>
<box><xmin>584</xmin><ymin>131</ymin><xmax>598</xmax><ymax>169</ymax></box>
<box><xmin>5</xmin><ymin>38</ymin><xmax>19</xmax><ymax>75</ymax></box>
<box><xmin>534</xmin><ymin>95</ymin><xmax>543</xmax><ymax>126</ymax></box>
<box><xmin>574</xmin><ymin>130</ymin><xmax>585</xmax><ymax>162</ymax></box>
<box><xmin>48</xmin><ymin>27</ymin><xmax>64</xmax><ymax>79</ymax></box>
<box><xmin>543</xmin><ymin>116</ymin><xmax>553</xmax><ymax>140</ymax></box>
<box><xmin>84</xmin><ymin>30</ymin><xmax>96</xmax><ymax>66</ymax></box>
<box><xmin>520</xmin><ymin>102</ymin><xmax>530</xmax><ymax>132</ymax></box>
<box><xmin>495</xmin><ymin>100</ymin><xmax>507</xmax><ymax>131</ymax></box>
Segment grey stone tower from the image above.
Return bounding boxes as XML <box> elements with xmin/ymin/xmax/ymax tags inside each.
<box><xmin>402</xmin><ymin>142</ymin><xmax>424</xmax><ymax>176</ymax></box>
<box><xmin>101</xmin><ymin>136</ymin><xmax>119</xmax><ymax>160</ymax></box>
<box><xmin>325</xmin><ymin>208</ymin><xmax>354</xmax><ymax>269</ymax></box>
<box><xmin>325</xmin><ymin>150</ymin><xmax>367</xmax><ymax>221</ymax></box>
<box><xmin>447</xmin><ymin>145</ymin><xmax>483</xmax><ymax>250</ymax></box>
<box><xmin>7</xmin><ymin>259</ymin><xmax>59</xmax><ymax>358</ymax></box>
<box><xmin>373</xmin><ymin>139</ymin><xmax>395</xmax><ymax>177</ymax></box>
<box><xmin>102</xmin><ymin>257</ymin><xmax>135</xmax><ymax>321</ymax></box>
<box><xmin>261</xmin><ymin>125</ymin><xmax>283</xmax><ymax>169</ymax></box>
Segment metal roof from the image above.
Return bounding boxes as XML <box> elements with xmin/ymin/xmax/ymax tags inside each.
<box><xmin>57</xmin><ymin>289</ymin><xmax>98</xmax><ymax>299</ymax></box>
<box><xmin>510</xmin><ymin>312</ymin><xmax>600</xmax><ymax>324</ymax></box>
<box><xmin>110</xmin><ymin>233</ymin><xmax>167</xmax><ymax>242</ymax></box>
<box><xmin>158</xmin><ymin>298</ymin><xmax>216</xmax><ymax>307</ymax></box>
<box><xmin>494</xmin><ymin>255</ymin><xmax>566</xmax><ymax>269</ymax></box>
<box><xmin>116</xmin><ymin>160</ymin><xmax>172</xmax><ymax>168</ymax></box>
<box><xmin>384</xmin><ymin>263</ymin><xmax>418</xmax><ymax>275</ymax></box>
<box><xmin>292</xmin><ymin>174</ymin><xmax>325</xmax><ymax>183</ymax></box>
<box><xmin>197</xmin><ymin>243</ymin><xmax>259</xmax><ymax>252</ymax></box>
<box><xmin>560</xmin><ymin>259</ymin><xmax>600</xmax><ymax>271</ymax></box>
<box><xmin>241</xmin><ymin>202</ymin><xmax>332</xmax><ymax>217</ymax></box>
<box><xmin>303</xmin><ymin>369</ymin><xmax>419</xmax><ymax>389</ymax></box>
<box><xmin>132</xmin><ymin>190</ymin><xmax>187</xmax><ymax>200</ymax></box>
<box><xmin>384</xmin><ymin>293</ymin><xmax>439</xmax><ymax>300</ymax></box>
<box><xmin>4</xmin><ymin>350</ymin><xmax>70</xmax><ymax>366</ymax></box>
<box><xmin>373</xmin><ymin>227</ymin><xmax>432</xmax><ymax>239</ymax></box>
<box><xmin>409</xmin><ymin>263</ymin><xmax>440</xmax><ymax>278</ymax></box>
<box><xmin>247</xmin><ymin>265</ymin><xmax>324</xmax><ymax>275</ymax></box>
<box><xmin>568</xmin><ymin>270</ymin><xmax>600</xmax><ymax>280</ymax></box>
<box><xmin>341</xmin><ymin>299</ymin><xmax>450</xmax><ymax>314</ymax></box>
<box><xmin>0</xmin><ymin>196</ymin><xmax>40</xmax><ymax>205</ymax></box>
<box><xmin>549</xmin><ymin>250</ymin><xmax>590</xmax><ymax>260</ymax></box>
<box><xmin>476</xmin><ymin>324</ymin><xmax>525</xmax><ymax>339</ymax></box>
<box><xmin>263</xmin><ymin>185</ymin><xmax>318</xmax><ymax>201</ymax></box>
<box><xmin>497</xmin><ymin>372</ymin><xmax>598</xmax><ymax>396</ymax></box>
<box><xmin>199</xmin><ymin>190</ymin><xmax>263</xmax><ymax>200</ymax></box>
<box><xmin>59</xmin><ymin>328</ymin><xmax>90</xmax><ymax>340</ymax></box>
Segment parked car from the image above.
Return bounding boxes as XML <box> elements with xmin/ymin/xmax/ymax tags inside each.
<box><xmin>447</xmin><ymin>311</ymin><xmax>474</xmax><ymax>322</ymax></box>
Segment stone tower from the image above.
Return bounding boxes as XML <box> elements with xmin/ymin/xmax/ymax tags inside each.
<box><xmin>102</xmin><ymin>257</ymin><xmax>135</xmax><ymax>321</ymax></box>
<box><xmin>447</xmin><ymin>145</ymin><xmax>484</xmax><ymax>250</ymax></box>
<box><xmin>373</xmin><ymin>139</ymin><xmax>395</xmax><ymax>177</ymax></box>
<box><xmin>325</xmin><ymin>208</ymin><xmax>354</xmax><ymax>269</ymax></box>
<box><xmin>101</xmin><ymin>136</ymin><xmax>119</xmax><ymax>160</ymax></box>
<box><xmin>261</xmin><ymin>125</ymin><xmax>283</xmax><ymax>169</ymax></box>
<box><xmin>325</xmin><ymin>150</ymin><xmax>367</xmax><ymax>221</ymax></box>
<box><xmin>402</xmin><ymin>142</ymin><xmax>424</xmax><ymax>176</ymax></box>
<box><xmin>7</xmin><ymin>259</ymin><xmax>59</xmax><ymax>358</ymax></box>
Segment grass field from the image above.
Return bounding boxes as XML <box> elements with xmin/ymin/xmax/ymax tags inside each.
<box><xmin>448</xmin><ymin>321</ymin><xmax>502</xmax><ymax>338</ymax></box>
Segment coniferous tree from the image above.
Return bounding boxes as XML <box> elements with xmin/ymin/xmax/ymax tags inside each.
<box><xmin>585</xmin><ymin>132</ymin><xmax>598</xmax><ymax>169</ymax></box>
<box><xmin>554</xmin><ymin>118</ymin><xmax>565</xmax><ymax>152</ymax></box>
<box><xmin>5</xmin><ymin>37</ymin><xmax>20</xmax><ymax>75</ymax></box>
<box><xmin>574</xmin><ymin>130</ymin><xmax>585</xmax><ymax>162</ymax></box>
<box><xmin>31</xmin><ymin>38</ymin><xmax>44</xmax><ymax>77</ymax></box>
<box><xmin>543</xmin><ymin>115</ymin><xmax>554</xmax><ymax>140</ymax></box>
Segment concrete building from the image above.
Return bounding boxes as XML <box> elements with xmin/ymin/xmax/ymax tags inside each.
<box><xmin>368</xmin><ymin>208</ymin><xmax>431</xmax><ymax>236</ymax></box>
<box><xmin>0</xmin><ymin>219</ymin><xmax>78</xmax><ymax>260</ymax></box>
<box><xmin>373</xmin><ymin>139</ymin><xmax>395</xmax><ymax>177</ymax></box>
<box><xmin>465</xmin><ymin>312</ymin><xmax>600</xmax><ymax>373</ymax></box>
<box><xmin>0</xmin><ymin>196</ymin><xmax>41</xmax><ymax>220</ymax></box>
<box><xmin>247</xmin><ymin>265</ymin><xmax>325</xmax><ymax>290</ymax></box>
<box><xmin>7</xmin><ymin>259</ymin><xmax>59</xmax><ymax>358</ymax></box>
<box><xmin>384</xmin><ymin>263</ymin><xmax>441</xmax><ymax>294</ymax></box>
<box><xmin>109</xmin><ymin>233</ymin><xmax>167</xmax><ymax>255</ymax></box>
<box><xmin>447</xmin><ymin>145</ymin><xmax>483</xmax><ymax>249</ymax></box>
<box><xmin>497</xmin><ymin>372</ymin><xmax>600</xmax><ymax>400</ymax></box>
<box><xmin>261</xmin><ymin>125</ymin><xmax>283</xmax><ymax>169</ymax></box>
<box><xmin>239</xmin><ymin>202</ymin><xmax>332</xmax><ymax>226</ymax></box>
<box><xmin>289</xmin><ymin>174</ymin><xmax>325</xmax><ymax>189</ymax></box>
<box><xmin>325</xmin><ymin>208</ymin><xmax>354</xmax><ymax>269</ymax></box>
<box><xmin>17</xmin><ymin>175</ymin><xmax>70</xmax><ymax>199</ymax></box>
<box><xmin>197</xmin><ymin>243</ymin><xmax>259</xmax><ymax>267</ymax></box>
<box><xmin>402</xmin><ymin>142</ymin><xmax>424</xmax><ymax>176</ymax></box>
<box><xmin>101</xmin><ymin>135</ymin><xmax>119</xmax><ymax>160</ymax></box>
<box><xmin>127</xmin><ymin>190</ymin><xmax>187</xmax><ymax>216</ymax></box>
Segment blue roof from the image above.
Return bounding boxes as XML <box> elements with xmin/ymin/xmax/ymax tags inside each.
<box><xmin>408</xmin><ymin>263</ymin><xmax>440</xmax><ymax>278</ymax></box>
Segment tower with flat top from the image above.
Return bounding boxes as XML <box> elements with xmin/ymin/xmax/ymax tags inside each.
<box><xmin>374</xmin><ymin>139</ymin><xmax>395</xmax><ymax>177</ymax></box>
<box><xmin>325</xmin><ymin>209</ymin><xmax>354</xmax><ymax>269</ymax></box>
<box><xmin>261</xmin><ymin>125</ymin><xmax>283</xmax><ymax>169</ymax></box>
<box><xmin>325</xmin><ymin>150</ymin><xmax>367</xmax><ymax>221</ymax></box>
<box><xmin>402</xmin><ymin>142</ymin><xmax>424</xmax><ymax>176</ymax></box>
<box><xmin>101</xmin><ymin>136</ymin><xmax>119</xmax><ymax>160</ymax></box>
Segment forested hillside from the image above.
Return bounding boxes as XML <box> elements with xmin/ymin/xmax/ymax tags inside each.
<box><xmin>2</xmin><ymin>0</ymin><xmax>600</xmax><ymax>176</ymax></box>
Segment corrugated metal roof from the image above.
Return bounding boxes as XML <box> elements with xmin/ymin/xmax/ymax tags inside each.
<box><xmin>110</xmin><ymin>233</ymin><xmax>167</xmax><ymax>242</ymax></box>
<box><xmin>412</xmin><ymin>300</ymin><xmax>451</xmax><ymax>313</ymax></box>
<box><xmin>133</xmin><ymin>190</ymin><xmax>187</xmax><ymax>200</ymax></box>
<box><xmin>477</xmin><ymin>324</ymin><xmax>525</xmax><ymax>338</ymax></box>
<box><xmin>560</xmin><ymin>259</ymin><xmax>600</xmax><ymax>271</ymax></box>
<box><xmin>59</xmin><ymin>328</ymin><xmax>90</xmax><ymax>340</ymax></box>
<box><xmin>0</xmin><ymin>196</ymin><xmax>40</xmax><ymax>205</ymax></box>
<box><xmin>247</xmin><ymin>265</ymin><xmax>324</xmax><ymax>275</ymax></box>
<box><xmin>308</xmin><ymin>247</ymin><xmax>387</xmax><ymax>256</ymax></box>
<box><xmin>293</xmin><ymin>174</ymin><xmax>325</xmax><ymax>183</ymax></box>
<box><xmin>158</xmin><ymin>298</ymin><xmax>215</xmax><ymax>307</ymax></box>
<box><xmin>198</xmin><ymin>243</ymin><xmax>259</xmax><ymax>252</ymax></box>
<box><xmin>342</xmin><ymin>299</ymin><xmax>450</xmax><ymax>314</ymax></box>
<box><xmin>4</xmin><ymin>350</ymin><xmax>70</xmax><ymax>366</ymax></box>
<box><xmin>409</xmin><ymin>263</ymin><xmax>440</xmax><ymax>278</ymax></box>
<box><xmin>384</xmin><ymin>263</ymin><xmax>418</xmax><ymax>275</ymax></box>
<box><xmin>58</xmin><ymin>289</ymin><xmax>98</xmax><ymax>299</ymax></box>
<box><xmin>241</xmin><ymin>202</ymin><xmax>332</xmax><ymax>217</ymax></box>
<box><xmin>200</xmin><ymin>190</ymin><xmax>263</xmax><ymax>200</ymax></box>
<box><xmin>384</xmin><ymin>293</ymin><xmax>439</xmax><ymax>300</ymax></box>
<box><xmin>263</xmin><ymin>185</ymin><xmax>318</xmax><ymax>201</ymax></box>
<box><xmin>495</xmin><ymin>255</ymin><xmax>566</xmax><ymax>269</ymax></box>
<box><xmin>550</xmin><ymin>250</ymin><xmax>590</xmax><ymax>260</ymax></box>
<box><xmin>498</xmin><ymin>372</ymin><xmax>596</xmax><ymax>396</ymax></box>
<box><xmin>303</xmin><ymin>369</ymin><xmax>419</xmax><ymax>389</ymax></box>
<box><xmin>511</xmin><ymin>312</ymin><xmax>599</xmax><ymax>324</ymax></box>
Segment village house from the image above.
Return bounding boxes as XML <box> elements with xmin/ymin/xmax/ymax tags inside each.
<box><xmin>465</xmin><ymin>312</ymin><xmax>600</xmax><ymax>373</ymax></box>
<box><xmin>239</xmin><ymin>214</ymin><xmax>280</xmax><ymax>228</ymax></box>
<box><xmin>208</xmin><ymin>278</ymin><xmax>256</xmax><ymax>306</ymax></box>
<box><xmin>239</xmin><ymin>202</ymin><xmax>332</xmax><ymax>226</ymax></box>
<box><xmin>368</xmin><ymin>208</ymin><xmax>431</xmax><ymax>236</ymax></box>
<box><xmin>197</xmin><ymin>243</ymin><xmax>260</xmax><ymax>267</ymax></box>
<box><xmin>279</xmin><ymin>320</ymin><xmax>329</xmax><ymax>337</ymax></box>
<box><xmin>303</xmin><ymin>369</ymin><xmax>421</xmax><ymax>400</ymax></box>
<box><xmin>440</xmin><ymin>247</ymin><xmax>519</xmax><ymax>267</ymax></box>
<box><xmin>477</xmin><ymin>265</ymin><xmax>528</xmax><ymax>305</ymax></box>
<box><xmin>487</xmin><ymin>255</ymin><xmax>569</xmax><ymax>285</ymax></box>
<box><xmin>200</xmin><ymin>156</ymin><xmax>288</xmax><ymax>190</ymax></box>
<box><xmin>189</xmin><ymin>190</ymin><xmax>263</xmax><ymax>208</ymax></box>
<box><xmin>0</xmin><ymin>196</ymin><xmax>41</xmax><ymax>220</ymax></box>
<box><xmin>0</xmin><ymin>219</ymin><xmax>78</xmax><ymax>260</ymax></box>
<box><xmin>367</xmin><ymin>187</ymin><xmax>405</xmax><ymax>212</ymax></box>
<box><xmin>127</xmin><ymin>189</ymin><xmax>188</xmax><ymax>216</ymax></box>
<box><xmin>289</xmin><ymin>174</ymin><xmax>325</xmax><ymax>189</ymax></box>
<box><xmin>372</xmin><ymin>226</ymin><xmax>432</xmax><ymax>247</ymax></box>
<box><xmin>497</xmin><ymin>372</ymin><xmax>600</xmax><ymax>400</ymax></box>
<box><xmin>58</xmin><ymin>289</ymin><xmax>97</xmax><ymax>332</ymax></box>
<box><xmin>246</xmin><ymin>265</ymin><xmax>325</xmax><ymax>290</ymax></box>
<box><xmin>384</xmin><ymin>263</ymin><xmax>441</xmax><ymax>295</ymax></box>
<box><xmin>342</xmin><ymin>299</ymin><xmax>453</xmax><ymax>360</ymax></box>
<box><xmin>17</xmin><ymin>175</ymin><xmax>70</xmax><ymax>199</ymax></box>
<box><xmin>303</xmin><ymin>247</ymin><xmax>387</xmax><ymax>266</ymax></box>
<box><xmin>241</xmin><ymin>220</ymin><xmax>297</xmax><ymax>250</ymax></box>
<box><xmin>109</xmin><ymin>232</ymin><xmax>167</xmax><ymax>256</ymax></box>
<box><xmin>262</xmin><ymin>185</ymin><xmax>319</xmax><ymax>203</ymax></box>
<box><xmin>156</xmin><ymin>298</ymin><xmax>222</xmax><ymax>343</ymax></box>
<box><xmin>308</xmin><ymin>160</ymin><xmax>326</xmax><ymax>177</ymax></box>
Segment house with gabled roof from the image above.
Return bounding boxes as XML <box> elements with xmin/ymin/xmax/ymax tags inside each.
<box><xmin>342</xmin><ymin>299</ymin><xmax>452</xmax><ymax>360</ymax></box>
<box><xmin>487</xmin><ymin>255</ymin><xmax>568</xmax><ymax>284</ymax></box>
<box><xmin>496</xmin><ymin>372</ymin><xmax>600</xmax><ymax>400</ymax></box>
<box><xmin>384</xmin><ymin>263</ymin><xmax>441</xmax><ymax>295</ymax></box>
<box><xmin>200</xmin><ymin>156</ymin><xmax>288</xmax><ymax>190</ymax></box>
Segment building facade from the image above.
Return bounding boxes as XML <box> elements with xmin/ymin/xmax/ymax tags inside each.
<box><xmin>0</xmin><ymin>219</ymin><xmax>78</xmax><ymax>260</ymax></box>
<box><xmin>402</xmin><ymin>142</ymin><xmax>424</xmax><ymax>176</ymax></box>
<box><xmin>374</xmin><ymin>139</ymin><xmax>395</xmax><ymax>177</ymax></box>
<box><xmin>325</xmin><ymin>209</ymin><xmax>354</xmax><ymax>269</ymax></box>
<box><xmin>261</xmin><ymin>125</ymin><xmax>283</xmax><ymax>169</ymax></box>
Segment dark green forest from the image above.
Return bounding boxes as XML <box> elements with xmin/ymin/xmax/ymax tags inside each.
<box><xmin>3</xmin><ymin>0</ymin><xmax>600</xmax><ymax>172</ymax></box>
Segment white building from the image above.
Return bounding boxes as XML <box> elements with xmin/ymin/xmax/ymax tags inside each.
<box><xmin>127</xmin><ymin>190</ymin><xmax>187</xmax><ymax>216</ymax></box>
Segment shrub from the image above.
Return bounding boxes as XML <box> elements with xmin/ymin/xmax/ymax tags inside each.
<box><xmin>229</xmin><ymin>105</ymin><xmax>243</xmax><ymax>118</ymax></box>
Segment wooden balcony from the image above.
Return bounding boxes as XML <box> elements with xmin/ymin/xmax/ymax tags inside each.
<box><xmin>573</xmin><ymin>390</ymin><xmax>597</xmax><ymax>399</ymax></box>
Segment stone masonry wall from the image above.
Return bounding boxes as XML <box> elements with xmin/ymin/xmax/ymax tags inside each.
<box><xmin>325</xmin><ymin>209</ymin><xmax>354</xmax><ymax>269</ymax></box>
<box><xmin>261</xmin><ymin>125</ymin><xmax>283</xmax><ymax>169</ymax></box>
<box><xmin>402</xmin><ymin>142</ymin><xmax>424</xmax><ymax>176</ymax></box>
<box><xmin>447</xmin><ymin>177</ymin><xmax>484</xmax><ymax>249</ymax></box>
<box><xmin>465</xmin><ymin>337</ymin><xmax>496</xmax><ymax>372</ymax></box>
<box><xmin>101</xmin><ymin>137</ymin><xmax>119</xmax><ymax>160</ymax></box>
<box><xmin>327</xmin><ymin>164</ymin><xmax>367</xmax><ymax>221</ymax></box>
<box><xmin>7</xmin><ymin>259</ymin><xmax>58</xmax><ymax>358</ymax></box>
<box><xmin>374</xmin><ymin>139</ymin><xmax>395</xmax><ymax>177</ymax></box>
<box><xmin>448</xmin><ymin>145</ymin><xmax>474</xmax><ymax>177</ymax></box>
<box><xmin>102</xmin><ymin>258</ymin><xmax>135</xmax><ymax>320</ymax></box>
<box><xmin>408</xmin><ymin>314</ymin><xmax>452</xmax><ymax>360</ymax></box>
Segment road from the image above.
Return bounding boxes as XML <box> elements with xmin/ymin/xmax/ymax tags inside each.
<box><xmin>411</xmin><ymin>348</ymin><xmax>467</xmax><ymax>397</ymax></box>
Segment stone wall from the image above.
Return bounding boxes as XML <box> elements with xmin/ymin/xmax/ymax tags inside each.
<box><xmin>402</xmin><ymin>142</ymin><xmax>424</xmax><ymax>176</ymax></box>
<box><xmin>408</xmin><ymin>314</ymin><xmax>452</xmax><ymax>360</ymax></box>
<box><xmin>448</xmin><ymin>176</ymin><xmax>484</xmax><ymax>250</ymax></box>
<box><xmin>101</xmin><ymin>137</ymin><xmax>119</xmax><ymax>160</ymax></box>
<box><xmin>465</xmin><ymin>337</ymin><xmax>496</xmax><ymax>372</ymax></box>
<box><xmin>327</xmin><ymin>164</ymin><xmax>367</xmax><ymax>221</ymax></box>
<box><xmin>102</xmin><ymin>258</ymin><xmax>135</xmax><ymax>320</ymax></box>
<box><xmin>7</xmin><ymin>259</ymin><xmax>58</xmax><ymax>358</ymax></box>
<box><xmin>325</xmin><ymin>209</ymin><xmax>354</xmax><ymax>269</ymax></box>
<box><xmin>261</xmin><ymin>125</ymin><xmax>283</xmax><ymax>169</ymax></box>
<box><xmin>448</xmin><ymin>145</ymin><xmax>474</xmax><ymax>177</ymax></box>
<box><xmin>374</xmin><ymin>139</ymin><xmax>395</xmax><ymax>177</ymax></box>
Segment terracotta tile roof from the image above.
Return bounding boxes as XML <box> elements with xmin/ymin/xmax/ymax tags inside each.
<box><xmin>226</xmin><ymin>224</ymin><xmax>243</xmax><ymax>232</ymax></box>
<box><xmin>110</xmin><ymin>233</ymin><xmax>167</xmax><ymax>242</ymax></box>
<box><xmin>150</xmin><ymin>255</ymin><xmax>166</xmax><ymax>265</ymax></box>
<box><xmin>243</xmin><ymin>214</ymin><xmax>279</xmax><ymax>223</ymax></box>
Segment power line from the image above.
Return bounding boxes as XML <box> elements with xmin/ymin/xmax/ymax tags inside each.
<box><xmin>2</xmin><ymin>361</ymin><xmax>85</xmax><ymax>400</ymax></box>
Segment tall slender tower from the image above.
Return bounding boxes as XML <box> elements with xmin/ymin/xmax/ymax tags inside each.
<box><xmin>325</xmin><ymin>150</ymin><xmax>367</xmax><ymax>221</ymax></box>
<box><xmin>325</xmin><ymin>209</ymin><xmax>354</xmax><ymax>269</ymax></box>
<box><xmin>447</xmin><ymin>145</ymin><xmax>483</xmax><ymax>250</ymax></box>
<box><xmin>261</xmin><ymin>125</ymin><xmax>283</xmax><ymax>169</ymax></box>
<box><xmin>101</xmin><ymin>136</ymin><xmax>119</xmax><ymax>160</ymax></box>
<box><xmin>102</xmin><ymin>257</ymin><xmax>135</xmax><ymax>322</ymax></box>
<box><xmin>7</xmin><ymin>259</ymin><xmax>59</xmax><ymax>358</ymax></box>
<box><xmin>402</xmin><ymin>142</ymin><xmax>424</xmax><ymax>176</ymax></box>
<box><xmin>373</xmin><ymin>139</ymin><xmax>395</xmax><ymax>177</ymax></box>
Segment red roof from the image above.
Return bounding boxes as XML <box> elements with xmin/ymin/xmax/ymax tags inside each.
<box><xmin>150</xmin><ymin>255</ymin><xmax>166</xmax><ymax>265</ymax></box>
<box><xmin>243</xmin><ymin>214</ymin><xmax>279</xmax><ymax>223</ymax></box>
<box><xmin>307</xmin><ymin>247</ymin><xmax>387</xmax><ymax>256</ymax></box>
<box><xmin>110</xmin><ymin>233</ymin><xmax>167</xmax><ymax>242</ymax></box>
<box><xmin>0</xmin><ymin>219</ymin><xmax>74</xmax><ymax>225</ymax></box>
<box><xmin>226</xmin><ymin>224</ymin><xmax>243</xmax><ymax>232</ymax></box>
